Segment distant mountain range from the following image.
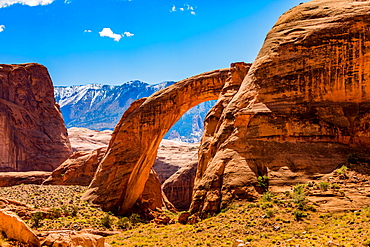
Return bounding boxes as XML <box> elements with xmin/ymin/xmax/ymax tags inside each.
<box><xmin>54</xmin><ymin>80</ymin><xmax>215</xmax><ymax>142</ymax></box>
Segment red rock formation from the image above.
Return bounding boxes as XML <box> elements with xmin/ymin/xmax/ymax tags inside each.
<box><xmin>154</xmin><ymin>139</ymin><xmax>198</xmax><ymax>183</ymax></box>
<box><xmin>0</xmin><ymin>171</ymin><xmax>51</xmax><ymax>187</ymax></box>
<box><xmin>67</xmin><ymin>127</ymin><xmax>112</xmax><ymax>152</ymax></box>
<box><xmin>190</xmin><ymin>0</ymin><xmax>370</xmax><ymax>215</ymax></box>
<box><xmin>162</xmin><ymin>162</ymin><xmax>198</xmax><ymax>211</ymax></box>
<box><xmin>0</xmin><ymin>63</ymin><xmax>71</xmax><ymax>172</ymax></box>
<box><xmin>83</xmin><ymin>67</ymin><xmax>232</xmax><ymax>215</ymax></box>
<box><xmin>43</xmin><ymin>147</ymin><xmax>107</xmax><ymax>186</ymax></box>
<box><xmin>0</xmin><ymin>210</ymin><xmax>40</xmax><ymax>247</ymax></box>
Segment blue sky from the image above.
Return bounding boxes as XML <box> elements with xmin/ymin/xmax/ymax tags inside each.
<box><xmin>0</xmin><ymin>0</ymin><xmax>307</xmax><ymax>86</ymax></box>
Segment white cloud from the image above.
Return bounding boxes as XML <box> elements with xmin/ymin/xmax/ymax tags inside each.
<box><xmin>64</xmin><ymin>0</ymin><xmax>71</xmax><ymax>4</ymax></box>
<box><xmin>123</xmin><ymin>31</ymin><xmax>134</xmax><ymax>37</ymax></box>
<box><xmin>84</xmin><ymin>29</ymin><xmax>92</xmax><ymax>33</ymax></box>
<box><xmin>170</xmin><ymin>4</ymin><xmax>196</xmax><ymax>15</ymax></box>
<box><xmin>0</xmin><ymin>0</ymin><xmax>54</xmax><ymax>8</ymax></box>
<box><xmin>0</xmin><ymin>25</ymin><xmax>4</xmax><ymax>32</ymax></box>
<box><xmin>99</xmin><ymin>28</ymin><xmax>123</xmax><ymax>42</ymax></box>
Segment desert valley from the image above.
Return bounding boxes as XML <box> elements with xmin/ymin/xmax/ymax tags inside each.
<box><xmin>2</xmin><ymin>0</ymin><xmax>370</xmax><ymax>246</ymax></box>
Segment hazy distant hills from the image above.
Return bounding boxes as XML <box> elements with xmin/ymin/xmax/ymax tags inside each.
<box><xmin>54</xmin><ymin>80</ymin><xmax>215</xmax><ymax>142</ymax></box>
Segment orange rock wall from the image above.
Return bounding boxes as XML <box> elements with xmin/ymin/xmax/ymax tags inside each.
<box><xmin>0</xmin><ymin>63</ymin><xmax>71</xmax><ymax>172</ymax></box>
<box><xmin>190</xmin><ymin>0</ymin><xmax>370</xmax><ymax>215</ymax></box>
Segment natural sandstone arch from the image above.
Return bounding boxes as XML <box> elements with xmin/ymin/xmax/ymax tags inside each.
<box><xmin>82</xmin><ymin>63</ymin><xmax>249</xmax><ymax>215</ymax></box>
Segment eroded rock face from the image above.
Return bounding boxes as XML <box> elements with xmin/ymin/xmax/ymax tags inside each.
<box><xmin>0</xmin><ymin>210</ymin><xmax>40</xmax><ymax>247</ymax></box>
<box><xmin>0</xmin><ymin>63</ymin><xmax>71</xmax><ymax>172</ymax></box>
<box><xmin>43</xmin><ymin>147</ymin><xmax>107</xmax><ymax>186</ymax></box>
<box><xmin>190</xmin><ymin>0</ymin><xmax>370</xmax><ymax>215</ymax></box>
<box><xmin>162</xmin><ymin>162</ymin><xmax>198</xmax><ymax>211</ymax></box>
<box><xmin>67</xmin><ymin>127</ymin><xmax>112</xmax><ymax>152</ymax></box>
<box><xmin>154</xmin><ymin>140</ymin><xmax>198</xmax><ymax>183</ymax></box>
<box><xmin>0</xmin><ymin>171</ymin><xmax>51</xmax><ymax>187</ymax></box>
<box><xmin>83</xmin><ymin>67</ymin><xmax>232</xmax><ymax>215</ymax></box>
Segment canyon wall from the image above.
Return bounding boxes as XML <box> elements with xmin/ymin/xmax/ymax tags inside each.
<box><xmin>0</xmin><ymin>63</ymin><xmax>72</xmax><ymax>172</ymax></box>
<box><xmin>190</xmin><ymin>0</ymin><xmax>370</xmax><ymax>215</ymax></box>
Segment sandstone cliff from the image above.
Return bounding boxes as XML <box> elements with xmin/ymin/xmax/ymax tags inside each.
<box><xmin>0</xmin><ymin>63</ymin><xmax>72</xmax><ymax>172</ymax></box>
<box><xmin>190</xmin><ymin>0</ymin><xmax>370</xmax><ymax>215</ymax></box>
<box><xmin>162</xmin><ymin>162</ymin><xmax>198</xmax><ymax>211</ymax></box>
<box><xmin>82</xmin><ymin>67</ymin><xmax>231</xmax><ymax>215</ymax></box>
<box><xmin>43</xmin><ymin>147</ymin><xmax>107</xmax><ymax>186</ymax></box>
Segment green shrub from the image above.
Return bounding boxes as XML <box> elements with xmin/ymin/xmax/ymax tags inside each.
<box><xmin>261</xmin><ymin>202</ymin><xmax>273</xmax><ymax>209</ymax></box>
<box><xmin>101</xmin><ymin>214</ymin><xmax>113</xmax><ymax>229</ymax></box>
<box><xmin>129</xmin><ymin>213</ymin><xmax>141</xmax><ymax>225</ymax></box>
<box><xmin>331</xmin><ymin>183</ymin><xmax>340</xmax><ymax>189</ymax></box>
<box><xmin>293</xmin><ymin>210</ymin><xmax>306</xmax><ymax>221</ymax></box>
<box><xmin>336</xmin><ymin>165</ymin><xmax>348</xmax><ymax>178</ymax></box>
<box><xmin>260</xmin><ymin>191</ymin><xmax>273</xmax><ymax>202</ymax></box>
<box><xmin>319</xmin><ymin>182</ymin><xmax>330</xmax><ymax>191</ymax></box>
<box><xmin>292</xmin><ymin>184</ymin><xmax>306</xmax><ymax>207</ymax></box>
<box><xmin>265</xmin><ymin>209</ymin><xmax>275</xmax><ymax>218</ymax></box>
<box><xmin>117</xmin><ymin>217</ymin><xmax>131</xmax><ymax>230</ymax></box>
<box><xmin>257</xmin><ymin>175</ymin><xmax>269</xmax><ymax>189</ymax></box>
<box><xmin>31</xmin><ymin>211</ymin><xmax>44</xmax><ymax>228</ymax></box>
<box><xmin>48</xmin><ymin>207</ymin><xmax>62</xmax><ymax>219</ymax></box>
<box><xmin>293</xmin><ymin>184</ymin><xmax>306</xmax><ymax>195</ymax></box>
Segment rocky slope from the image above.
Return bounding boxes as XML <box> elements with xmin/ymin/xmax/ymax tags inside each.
<box><xmin>55</xmin><ymin>81</ymin><xmax>215</xmax><ymax>142</ymax></box>
<box><xmin>190</xmin><ymin>0</ymin><xmax>370</xmax><ymax>216</ymax></box>
<box><xmin>0</xmin><ymin>63</ymin><xmax>72</xmax><ymax>172</ymax></box>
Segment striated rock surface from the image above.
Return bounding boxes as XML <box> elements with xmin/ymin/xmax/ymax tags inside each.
<box><xmin>0</xmin><ymin>210</ymin><xmax>40</xmax><ymax>247</ymax></box>
<box><xmin>162</xmin><ymin>162</ymin><xmax>198</xmax><ymax>211</ymax></box>
<box><xmin>154</xmin><ymin>139</ymin><xmax>198</xmax><ymax>183</ymax></box>
<box><xmin>0</xmin><ymin>63</ymin><xmax>71</xmax><ymax>172</ymax></box>
<box><xmin>190</xmin><ymin>0</ymin><xmax>370</xmax><ymax>215</ymax></box>
<box><xmin>0</xmin><ymin>171</ymin><xmax>51</xmax><ymax>187</ymax></box>
<box><xmin>43</xmin><ymin>147</ymin><xmax>107</xmax><ymax>186</ymax></box>
<box><xmin>67</xmin><ymin>127</ymin><xmax>112</xmax><ymax>152</ymax></box>
<box><xmin>83</xmin><ymin>66</ymin><xmax>232</xmax><ymax>215</ymax></box>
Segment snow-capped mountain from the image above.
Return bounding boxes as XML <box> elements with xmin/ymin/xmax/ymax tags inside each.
<box><xmin>54</xmin><ymin>80</ymin><xmax>215</xmax><ymax>142</ymax></box>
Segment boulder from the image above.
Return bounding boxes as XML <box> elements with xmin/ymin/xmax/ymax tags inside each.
<box><xmin>41</xmin><ymin>231</ymin><xmax>110</xmax><ymax>247</ymax></box>
<box><xmin>0</xmin><ymin>209</ymin><xmax>40</xmax><ymax>247</ymax></box>
<box><xmin>190</xmin><ymin>0</ymin><xmax>370</xmax><ymax>215</ymax></box>
<box><xmin>43</xmin><ymin>147</ymin><xmax>107</xmax><ymax>186</ymax></box>
<box><xmin>0</xmin><ymin>63</ymin><xmax>71</xmax><ymax>172</ymax></box>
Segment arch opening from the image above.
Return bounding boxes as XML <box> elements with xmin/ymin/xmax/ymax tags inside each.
<box><xmin>82</xmin><ymin>63</ymin><xmax>249</xmax><ymax>215</ymax></box>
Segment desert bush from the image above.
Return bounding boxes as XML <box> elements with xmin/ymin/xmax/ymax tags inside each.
<box><xmin>319</xmin><ymin>182</ymin><xmax>330</xmax><ymax>191</ymax></box>
<box><xmin>129</xmin><ymin>213</ymin><xmax>141</xmax><ymax>225</ymax></box>
<box><xmin>260</xmin><ymin>191</ymin><xmax>273</xmax><ymax>202</ymax></box>
<box><xmin>292</xmin><ymin>184</ymin><xmax>306</xmax><ymax>207</ymax></box>
<box><xmin>31</xmin><ymin>211</ymin><xmax>44</xmax><ymax>228</ymax></box>
<box><xmin>48</xmin><ymin>207</ymin><xmax>62</xmax><ymax>219</ymax></box>
<box><xmin>265</xmin><ymin>209</ymin><xmax>275</xmax><ymax>218</ymax></box>
<box><xmin>257</xmin><ymin>175</ymin><xmax>269</xmax><ymax>188</ymax></box>
<box><xmin>101</xmin><ymin>214</ymin><xmax>113</xmax><ymax>229</ymax></box>
<box><xmin>293</xmin><ymin>210</ymin><xmax>306</xmax><ymax>221</ymax></box>
<box><xmin>117</xmin><ymin>217</ymin><xmax>131</xmax><ymax>230</ymax></box>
